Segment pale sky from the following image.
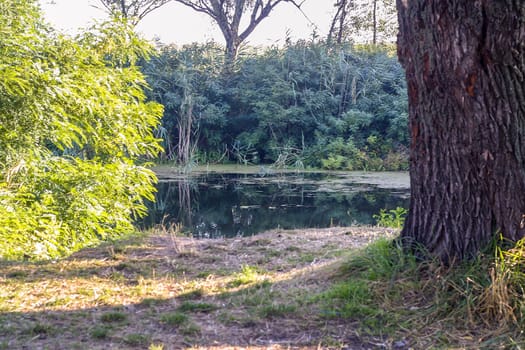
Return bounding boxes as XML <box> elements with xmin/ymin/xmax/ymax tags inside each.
<box><xmin>39</xmin><ymin>0</ymin><xmax>334</xmax><ymax>47</ymax></box>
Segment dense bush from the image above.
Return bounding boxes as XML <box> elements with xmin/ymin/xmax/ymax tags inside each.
<box><xmin>142</xmin><ymin>41</ymin><xmax>408</xmax><ymax>170</ymax></box>
<box><xmin>0</xmin><ymin>0</ymin><xmax>162</xmax><ymax>259</ymax></box>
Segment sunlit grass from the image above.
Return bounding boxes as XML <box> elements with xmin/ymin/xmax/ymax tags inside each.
<box><xmin>12</xmin><ymin>225</ymin><xmax>523</xmax><ymax>348</ymax></box>
<box><xmin>310</xmin><ymin>235</ymin><xmax>525</xmax><ymax>348</ymax></box>
<box><xmin>1</xmin><ymin>226</ymin><xmax>383</xmax><ymax>348</ymax></box>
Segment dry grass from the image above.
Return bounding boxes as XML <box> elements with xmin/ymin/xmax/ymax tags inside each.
<box><xmin>0</xmin><ymin>227</ymin><xmax>394</xmax><ymax>350</ymax></box>
<box><xmin>4</xmin><ymin>226</ymin><xmax>520</xmax><ymax>349</ymax></box>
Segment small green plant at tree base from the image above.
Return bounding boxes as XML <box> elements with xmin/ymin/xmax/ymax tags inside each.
<box><xmin>374</xmin><ymin>207</ymin><xmax>408</xmax><ymax>229</ymax></box>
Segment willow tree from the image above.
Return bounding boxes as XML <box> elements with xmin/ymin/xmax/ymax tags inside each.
<box><xmin>0</xmin><ymin>0</ymin><xmax>162</xmax><ymax>259</ymax></box>
<box><xmin>173</xmin><ymin>0</ymin><xmax>303</xmax><ymax>65</ymax></box>
<box><xmin>397</xmin><ymin>1</ymin><xmax>525</xmax><ymax>262</ymax></box>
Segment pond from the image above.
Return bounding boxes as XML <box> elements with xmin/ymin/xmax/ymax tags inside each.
<box><xmin>140</xmin><ymin>170</ymin><xmax>410</xmax><ymax>238</ymax></box>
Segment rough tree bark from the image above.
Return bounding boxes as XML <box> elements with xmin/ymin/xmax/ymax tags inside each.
<box><xmin>177</xmin><ymin>90</ymin><xmax>195</xmax><ymax>165</ymax></box>
<box><xmin>397</xmin><ymin>1</ymin><xmax>525</xmax><ymax>262</ymax></box>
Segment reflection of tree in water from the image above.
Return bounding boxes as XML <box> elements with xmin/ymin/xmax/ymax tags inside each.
<box><xmin>177</xmin><ymin>179</ymin><xmax>193</xmax><ymax>228</ymax></box>
<box><xmin>143</xmin><ymin>180</ymin><xmax>198</xmax><ymax>230</ymax></box>
<box><xmin>141</xmin><ymin>173</ymin><xmax>409</xmax><ymax>237</ymax></box>
<box><xmin>312</xmin><ymin>190</ymin><xmax>403</xmax><ymax>226</ymax></box>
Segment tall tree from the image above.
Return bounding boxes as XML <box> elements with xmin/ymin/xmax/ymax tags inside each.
<box><xmin>327</xmin><ymin>0</ymin><xmax>350</xmax><ymax>45</ymax></box>
<box><xmin>328</xmin><ymin>0</ymin><xmax>396</xmax><ymax>45</ymax></box>
<box><xmin>397</xmin><ymin>1</ymin><xmax>525</xmax><ymax>262</ymax></box>
<box><xmin>172</xmin><ymin>0</ymin><xmax>303</xmax><ymax>65</ymax></box>
<box><xmin>98</xmin><ymin>0</ymin><xmax>170</xmax><ymax>25</ymax></box>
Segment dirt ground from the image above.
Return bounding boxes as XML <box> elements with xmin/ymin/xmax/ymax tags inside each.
<box><xmin>0</xmin><ymin>226</ymin><xmax>399</xmax><ymax>349</ymax></box>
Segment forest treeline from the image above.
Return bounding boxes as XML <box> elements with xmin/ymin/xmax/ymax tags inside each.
<box><xmin>0</xmin><ymin>0</ymin><xmax>406</xmax><ymax>259</ymax></box>
<box><xmin>142</xmin><ymin>41</ymin><xmax>409</xmax><ymax>171</ymax></box>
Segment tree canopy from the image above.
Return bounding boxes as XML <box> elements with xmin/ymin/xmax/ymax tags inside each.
<box><xmin>0</xmin><ymin>0</ymin><xmax>162</xmax><ymax>259</ymax></box>
<box><xmin>142</xmin><ymin>41</ymin><xmax>408</xmax><ymax>170</ymax></box>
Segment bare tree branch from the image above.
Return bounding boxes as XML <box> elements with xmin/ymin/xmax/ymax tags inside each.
<box><xmin>173</xmin><ymin>0</ymin><xmax>305</xmax><ymax>66</ymax></box>
<box><xmin>99</xmin><ymin>0</ymin><xmax>171</xmax><ymax>25</ymax></box>
<box><xmin>328</xmin><ymin>0</ymin><xmax>396</xmax><ymax>45</ymax></box>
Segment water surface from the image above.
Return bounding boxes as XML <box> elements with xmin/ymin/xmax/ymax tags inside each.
<box><xmin>142</xmin><ymin>171</ymin><xmax>410</xmax><ymax>238</ymax></box>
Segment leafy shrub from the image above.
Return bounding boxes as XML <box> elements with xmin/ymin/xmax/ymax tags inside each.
<box><xmin>0</xmin><ymin>1</ymin><xmax>162</xmax><ymax>260</ymax></box>
<box><xmin>383</xmin><ymin>149</ymin><xmax>409</xmax><ymax>171</ymax></box>
<box><xmin>144</xmin><ymin>41</ymin><xmax>408</xmax><ymax>169</ymax></box>
<box><xmin>374</xmin><ymin>207</ymin><xmax>408</xmax><ymax>229</ymax></box>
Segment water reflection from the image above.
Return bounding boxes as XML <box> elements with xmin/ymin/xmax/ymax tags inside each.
<box><xmin>141</xmin><ymin>172</ymin><xmax>410</xmax><ymax>238</ymax></box>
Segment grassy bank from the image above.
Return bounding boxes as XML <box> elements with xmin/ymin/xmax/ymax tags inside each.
<box><xmin>1</xmin><ymin>226</ymin><xmax>524</xmax><ymax>349</ymax></box>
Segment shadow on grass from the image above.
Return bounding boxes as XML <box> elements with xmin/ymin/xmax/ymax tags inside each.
<box><xmin>3</xmin><ymin>228</ymin><xmax>523</xmax><ymax>349</ymax></box>
<box><xmin>0</xmin><ymin>266</ymin><xmax>375</xmax><ymax>349</ymax></box>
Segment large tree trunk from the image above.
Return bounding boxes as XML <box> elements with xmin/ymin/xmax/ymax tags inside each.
<box><xmin>397</xmin><ymin>1</ymin><xmax>525</xmax><ymax>262</ymax></box>
<box><xmin>224</xmin><ymin>36</ymin><xmax>241</xmax><ymax>69</ymax></box>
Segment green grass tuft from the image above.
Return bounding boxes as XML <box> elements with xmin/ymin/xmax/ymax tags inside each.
<box><xmin>258</xmin><ymin>303</ymin><xmax>297</xmax><ymax>318</ymax></box>
<box><xmin>159</xmin><ymin>312</ymin><xmax>188</xmax><ymax>326</ymax></box>
<box><xmin>100</xmin><ymin>311</ymin><xmax>127</xmax><ymax>323</ymax></box>
<box><xmin>180</xmin><ymin>322</ymin><xmax>201</xmax><ymax>336</ymax></box>
<box><xmin>228</xmin><ymin>265</ymin><xmax>261</xmax><ymax>287</ymax></box>
<box><xmin>28</xmin><ymin>323</ymin><xmax>53</xmax><ymax>335</ymax></box>
<box><xmin>123</xmin><ymin>333</ymin><xmax>150</xmax><ymax>346</ymax></box>
<box><xmin>178</xmin><ymin>301</ymin><xmax>217</xmax><ymax>313</ymax></box>
<box><xmin>90</xmin><ymin>326</ymin><xmax>110</xmax><ymax>339</ymax></box>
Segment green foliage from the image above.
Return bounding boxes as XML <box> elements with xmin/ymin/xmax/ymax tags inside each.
<box><xmin>315</xmin><ymin>238</ymin><xmax>418</xmax><ymax>333</ymax></box>
<box><xmin>159</xmin><ymin>312</ymin><xmax>188</xmax><ymax>326</ymax></box>
<box><xmin>90</xmin><ymin>326</ymin><xmax>111</xmax><ymax>339</ymax></box>
<box><xmin>316</xmin><ymin>239</ymin><xmax>406</xmax><ymax>321</ymax></box>
<box><xmin>123</xmin><ymin>333</ymin><xmax>150</xmax><ymax>346</ymax></box>
<box><xmin>479</xmin><ymin>236</ymin><xmax>525</xmax><ymax>327</ymax></box>
<box><xmin>143</xmin><ymin>41</ymin><xmax>408</xmax><ymax>169</ymax></box>
<box><xmin>257</xmin><ymin>303</ymin><xmax>297</xmax><ymax>318</ymax></box>
<box><xmin>228</xmin><ymin>265</ymin><xmax>261</xmax><ymax>287</ymax></box>
<box><xmin>0</xmin><ymin>0</ymin><xmax>162</xmax><ymax>260</ymax></box>
<box><xmin>320</xmin><ymin>279</ymin><xmax>376</xmax><ymax>318</ymax></box>
<box><xmin>316</xmin><ymin>235</ymin><xmax>525</xmax><ymax>345</ymax></box>
<box><xmin>374</xmin><ymin>207</ymin><xmax>408</xmax><ymax>229</ymax></box>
